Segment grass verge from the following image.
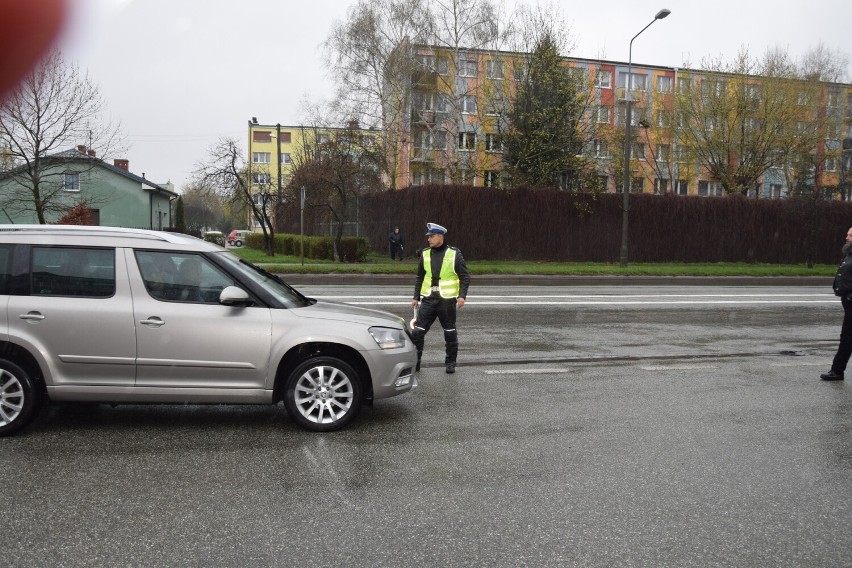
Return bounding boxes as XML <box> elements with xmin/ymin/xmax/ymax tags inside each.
<box><xmin>228</xmin><ymin>247</ymin><xmax>834</xmax><ymax>277</ymax></box>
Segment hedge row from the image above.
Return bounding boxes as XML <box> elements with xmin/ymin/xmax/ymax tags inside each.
<box><xmin>354</xmin><ymin>185</ymin><xmax>852</xmax><ymax>264</ymax></box>
<box><xmin>245</xmin><ymin>232</ymin><xmax>370</xmax><ymax>262</ymax></box>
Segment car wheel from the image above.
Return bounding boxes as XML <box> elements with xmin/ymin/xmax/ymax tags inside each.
<box><xmin>235</xmin><ymin>240</ymin><xmax>243</xmax><ymax>247</ymax></box>
<box><xmin>0</xmin><ymin>359</ymin><xmax>41</xmax><ymax>436</ymax></box>
<box><xmin>283</xmin><ymin>356</ymin><xmax>362</xmax><ymax>432</ymax></box>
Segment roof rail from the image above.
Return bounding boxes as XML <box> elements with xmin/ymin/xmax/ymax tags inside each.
<box><xmin>0</xmin><ymin>225</ymin><xmax>200</xmax><ymax>244</ymax></box>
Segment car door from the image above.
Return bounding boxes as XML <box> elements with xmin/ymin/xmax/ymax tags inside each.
<box><xmin>6</xmin><ymin>245</ymin><xmax>137</xmax><ymax>386</ymax></box>
<box><xmin>128</xmin><ymin>249</ymin><xmax>273</xmax><ymax>389</ymax></box>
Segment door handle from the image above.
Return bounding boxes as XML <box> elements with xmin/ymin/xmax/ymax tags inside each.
<box><xmin>19</xmin><ymin>312</ymin><xmax>45</xmax><ymax>322</ymax></box>
<box><xmin>139</xmin><ymin>317</ymin><xmax>165</xmax><ymax>327</ymax></box>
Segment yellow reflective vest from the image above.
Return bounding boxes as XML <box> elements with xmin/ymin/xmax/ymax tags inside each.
<box><xmin>420</xmin><ymin>247</ymin><xmax>460</xmax><ymax>298</ymax></box>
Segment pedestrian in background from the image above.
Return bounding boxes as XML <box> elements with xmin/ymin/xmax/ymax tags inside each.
<box><xmin>411</xmin><ymin>222</ymin><xmax>470</xmax><ymax>374</ymax></box>
<box><xmin>821</xmin><ymin>226</ymin><xmax>852</xmax><ymax>381</ymax></box>
<box><xmin>389</xmin><ymin>226</ymin><xmax>404</xmax><ymax>260</ymax></box>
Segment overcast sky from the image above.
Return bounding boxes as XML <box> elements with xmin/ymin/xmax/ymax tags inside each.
<box><xmin>59</xmin><ymin>0</ymin><xmax>851</xmax><ymax>191</ymax></box>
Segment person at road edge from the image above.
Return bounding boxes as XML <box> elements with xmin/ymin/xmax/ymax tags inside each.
<box><xmin>821</xmin><ymin>226</ymin><xmax>852</xmax><ymax>381</ymax></box>
<box><xmin>411</xmin><ymin>222</ymin><xmax>470</xmax><ymax>374</ymax></box>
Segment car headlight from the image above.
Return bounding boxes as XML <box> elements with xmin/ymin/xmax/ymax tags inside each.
<box><xmin>369</xmin><ymin>327</ymin><xmax>406</xmax><ymax>349</ymax></box>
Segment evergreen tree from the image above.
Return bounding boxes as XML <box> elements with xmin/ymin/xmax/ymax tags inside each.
<box><xmin>174</xmin><ymin>196</ymin><xmax>186</xmax><ymax>232</ymax></box>
<box><xmin>501</xmin><ymin>33</ymin><xmax>591</xmax><ymax>188</ymax></box>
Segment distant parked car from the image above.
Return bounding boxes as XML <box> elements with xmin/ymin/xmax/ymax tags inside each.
<box><xmin>228</xmin><ymin>230</ymin><xmax>251</xmax><ymax>247</ymax></box>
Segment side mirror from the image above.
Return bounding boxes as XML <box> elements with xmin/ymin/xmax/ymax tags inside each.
<box><xmin>219</xmin><ymin>286</ymin><xmax>252</xmax><ymax>306</ymax></box>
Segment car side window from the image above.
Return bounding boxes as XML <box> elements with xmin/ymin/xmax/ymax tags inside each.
<box><xmin>0</xmin><ymin>245</ymin><xmax>11</xmax><ymax>295</ymax></box>
<box><xmin>135</xmin><ymin>251</ymin><xmax>235</xmax><ymax>303</ymax></box>
<box><xmin>31</xmin><ymin>247</ymin><xmax>115</xmax><ymax>297</ymax></box>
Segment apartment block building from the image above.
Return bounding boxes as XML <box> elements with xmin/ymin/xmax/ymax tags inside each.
<box><xmin>392</xmin><ymin>44</ymin><xmax>852</xmax><ymax>198</ymax></box>
<box><xmin>246</xmin><ymin>118</ymin><xmax>380</xmax><ymax>228</ymax></box>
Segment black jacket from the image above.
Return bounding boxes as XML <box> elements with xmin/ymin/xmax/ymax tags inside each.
<box><xmin>413</xmin><ymin>243</ymin><xmax>471</xmax><ymax>300</ymax></box>
<box><xmin>833</xmin><ymin>252</ymin><xmax>852</xmax><ymax>297</ymax></box>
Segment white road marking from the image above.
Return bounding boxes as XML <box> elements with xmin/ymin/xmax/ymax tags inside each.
<box><xmin>484</xmin><ymin>368</ymin><xmax>572</xmax><ymax>375</ymax></box>
<box><xmin>767</xmin><ymin>361</ymin><xmax>826</xmax><ymax>367</ymax></box>
<box><xmin>641</xmin><ymin>364</ymin><xmax>720</xmax><ymax>370</ymax></box>
<box><xmin>310</xmin><ymin>293</ymin><xmax>836</xmax><ymax>306</ymax></box>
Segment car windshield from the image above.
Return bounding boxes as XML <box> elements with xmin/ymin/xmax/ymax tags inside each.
<box><xmin>214</xmin><ymin>252</ymin><xmax>312</xmax><ymax>308</ymax></box>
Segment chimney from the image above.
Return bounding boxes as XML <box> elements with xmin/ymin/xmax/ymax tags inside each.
<box><xmin>114</xmin><ymin>159</ymin><xmax>129</xmax><ymax>170</ymax></box>
<box><xmin>76</xmin><ymin>144</ymin><xmax>86</xmax><ymax>153</ymax></box>
<box><xmin>87</xmin><ymin>150</ymin><xmax>96</xmax><ymax>157</ymax></box>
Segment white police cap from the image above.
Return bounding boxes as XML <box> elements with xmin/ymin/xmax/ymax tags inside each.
<box><xmin>425</xmin><ymin>223</ymin><xmax>447</xmax><ymax>235</ymax></box>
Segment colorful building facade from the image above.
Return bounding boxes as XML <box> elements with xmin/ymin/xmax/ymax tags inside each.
<box><xmin>392</xmin><ymin>44</ymin><xmax>852</xmax><ymax>198</ymax></box>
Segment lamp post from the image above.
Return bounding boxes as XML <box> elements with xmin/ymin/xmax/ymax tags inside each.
<box><xmin>620</xmin><ymin>8</ymin><xmax>671</xmax><ymax>267</ymax></box>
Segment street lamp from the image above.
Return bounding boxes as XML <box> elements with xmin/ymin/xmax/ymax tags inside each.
<box><xmin>620</xmin><ymin>8</ymin><xmax>671</xmax><ymax>267</ymax></box>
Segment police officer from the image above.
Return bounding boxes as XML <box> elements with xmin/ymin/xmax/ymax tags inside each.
<box><xmin>821</xmin><ymin>226</ymin><xmax>852</xmax><ymax>381</ymax></box>
<box><xmin>411</xmin><ymin>223</ymin><xmax>471</xmax><ymax>374</ymax></box>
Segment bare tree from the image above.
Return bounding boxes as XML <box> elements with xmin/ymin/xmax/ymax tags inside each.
<box><xmin>0</xmin><ymin>50</ymin><xmax>123</xmax><ymax>223</ymax></box>
<box><xmin>286</xmin><ymin>123</ymin><xmax>384</xmax><ymax>261</ymax></box>
<box><xmin>323</xmin><ymin>0</ymin><xmax>430</xmax><ymax>188</ymax></box>
<box><xmin>179</xmin><ymin>181</ymin><xmax>226</xmax><ymax>234</ymax></box>
<box><xmin>673</xmin><ymin>48</ymin><xmax>832</xmax><ymax>196</ymax></box>
<box><xmin>195</xmin><ymin>138</ymin><xmax>276</xmax><ymax>255</ymax></box>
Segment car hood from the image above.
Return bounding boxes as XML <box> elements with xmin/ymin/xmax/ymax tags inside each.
<box><xmin>291</xmin><ymin>300</ymin><xmax>406</xmax><ymax>328</ymax></box>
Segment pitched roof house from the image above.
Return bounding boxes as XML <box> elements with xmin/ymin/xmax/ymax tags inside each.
<box><xmin>0</xmin><ymin>145</ymin><xmax>177</xmax><ymax>228</ymax></box>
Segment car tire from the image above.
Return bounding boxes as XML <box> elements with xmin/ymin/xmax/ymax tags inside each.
<box><xmin>0</xmin><ymin>359</ymin><xmax>41</xmax><ymax>436</ymax></box>
<box><xmin>283</xmin><ymin>356</ymin><xmax>362</xmax><ymax>432</ymax></box>
<box><xmin>235</xmin><ymin>240</ymin><xmax>243</xmax><ymax>247</ymax></box>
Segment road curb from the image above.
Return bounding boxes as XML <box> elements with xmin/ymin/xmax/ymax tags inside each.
<box><xmin>278</xmin><ymin>273</ymin><xmax>832</xmax><ymax>287</ymax></box>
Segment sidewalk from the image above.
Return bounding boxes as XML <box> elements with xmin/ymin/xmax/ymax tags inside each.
<box><xmin>279</xmin><ymin>272</ymin><xmax>832</xmax><ymax>287</ymax></box>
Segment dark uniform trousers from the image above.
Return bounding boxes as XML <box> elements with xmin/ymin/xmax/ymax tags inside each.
<box><xmin>832</xmin><ymin>295</ymin><xmax>852</xmax><ymax>372</ymax></box>
<box><xmin>412</xmin><ymin>294</ymin><xmax>459</xmax><ymax>366</ymax></box>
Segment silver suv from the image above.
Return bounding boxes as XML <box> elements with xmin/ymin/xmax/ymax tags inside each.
<box><xmin>0</xmin><ymin>225</ymin><xmax>417</xmax><ymax>434</ymax></box>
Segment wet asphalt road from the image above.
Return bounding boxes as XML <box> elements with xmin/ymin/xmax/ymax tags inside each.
<box><xmin>2</xmin><ymin>283</ymin><xmax>850</xmax><ymax>567</ymax></box>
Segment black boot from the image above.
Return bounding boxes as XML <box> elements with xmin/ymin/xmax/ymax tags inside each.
<box><xmin>820</xmin><ymin>369</ymin><xmax>845</xmax><ymax>381</ymax></box>
<box><xmin>445</xmin><ymin>340</ymin><xmax>458</xmax><ymax>374</ymax></box>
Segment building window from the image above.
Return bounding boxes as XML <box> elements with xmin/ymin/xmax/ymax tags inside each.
<box><xmin>63</xmin><ymin>172</ymin><xmax>80</xmax><ymax>192</ymax></box>
<box><xmin>592</xmin><ymin>140</ymin><xmax>609</xmax><ymax>159</ymax></box>
<box><xmin>768</xmin><ymin>184</ymin><xmax>783</xmax><ymax>199</ymax></box>
<box><xmin>826</xmin><ymin>121</ymin><xmax>841</xmax><ymax>140</ymax></box>
<box><xmin>631</xmin><ymin>177</ymin><xmax>644</xmax><ymax>193</ymax></box>
<box><xmin>632</xmin><ymin>143</ymin><xmax>646</xmax><ymax>160</ymax></box>
<box><xmin>280</xmin><ymin>132</ymin><xmax>291</xmax><ymax>143</ymax></box>
<box><xmin>656</xmin><ymin>111</ymin><xmax>667</xmax><ymax>128</ymax></box>
<box><xmin>280</xmin><ymin>153</ymin><xmax>291</xmax><ymax>164</ymax></box>
<box><xmin>485</xmin><ymin>133</ymin><xmax>502</xmax><ymax>152</ymax></box>
<box><xmin>655</xmin><ymin>144</ymin><xmax>671</xmax><ymax>162</ymax></box>
<box><xmin>459</xmin><ymin>58</ymin><xmax>477</xmax><ymax>77</ymax></box>
<box><xmin>677</xmin><ymin>77</ymin><xmax>691</xmax><ymax>92</ymax></box>
<box><xmin>416</xmin><ymin>54</ymin><xmax>449</xmax><ymax>75</ymax></box>
<box><xmin>486</xmin><ymin>59</ymin><xmax>504</xmax><ymax>79</ymax></box>
<box><xmin>252</xmin><ymin>152</ymin><xmax>271</xmax><ymax>163</ymax></box>
<box><xmin>461</xmin><ymin>95</ymin><xmax>477</xmax><ymax>114</ymax></box>
<box><xmin>701</xmin><ymin>79</ymin><xmax>727</xmax><ymax>100</ymax></box>
<box><xmin>825</xmin><ymin>156</ymin><xmax>838</xmax><ymax>172</ymax></box>
<box><xmin>595</xmin><ymin>106</ymin><xmax>610</xmax><ymax>124</ymax></box>
<box><xmin>698</xmin><ymin>180</ymin><xmax>724</xmax><ymax>197</ymax></box>
<box><xmin>252</xmin><ymin>173</ymin><xmax>271</xmax><ymax>185</ymax></box>
<box><xmin>656</xmin><ymin>76</ymin><xmax>672</xmax><ymax>93</ymax></box>
<box><xmin>595</xmin><ymin>69</ymin><xmax>612</xmax><ymax>89</ymax></box>
<box><xmin>674</xmin><ymin>145</ymin><xmax>689</xmax><ymax>163</ymax></box>
<box><xmin>674</xmin><ymin>180</ymin><xmax>688</xmax><ymax>195</ymax></box>
<box><xmin>484</xmin><ymin>171</ymin><xmax>501</xmax><ymax>188</ymax></box>
<box><xmin>654</xmin><ymin>179</ymin><xmax>669</xmax><ymax>193</ymax></box>
<box><xmin>412</xmin><ymin>168</ymin><xmax>444</xmax><ymax>186</ymax></box>
<box><xmin>619</xmin><ymin>72</ymin><xmax>647</xmax><ymax>92</ymax></box>
<box><xmin>413</xmin><ymin>92</ymin><xmax>434</xmax><ymax>112</ymax></box>
<box><xmin>252</xmin><ymin>131</ymin><xmax>271</xmax><ymax>143</ymax></box>
<box><xmin>458</xmin><ymin>132</ymin><xmax>476</xmax><ymax>151</ymax></box>
<box><xmin>617</xmin><ymin>107</ymin><xmax>639</xmax><ymax>126</ymax></box>
<box><xmin>317</xmin><ymin>134</ymin><xmax>330</xmax><ymax>144</ymax></box>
